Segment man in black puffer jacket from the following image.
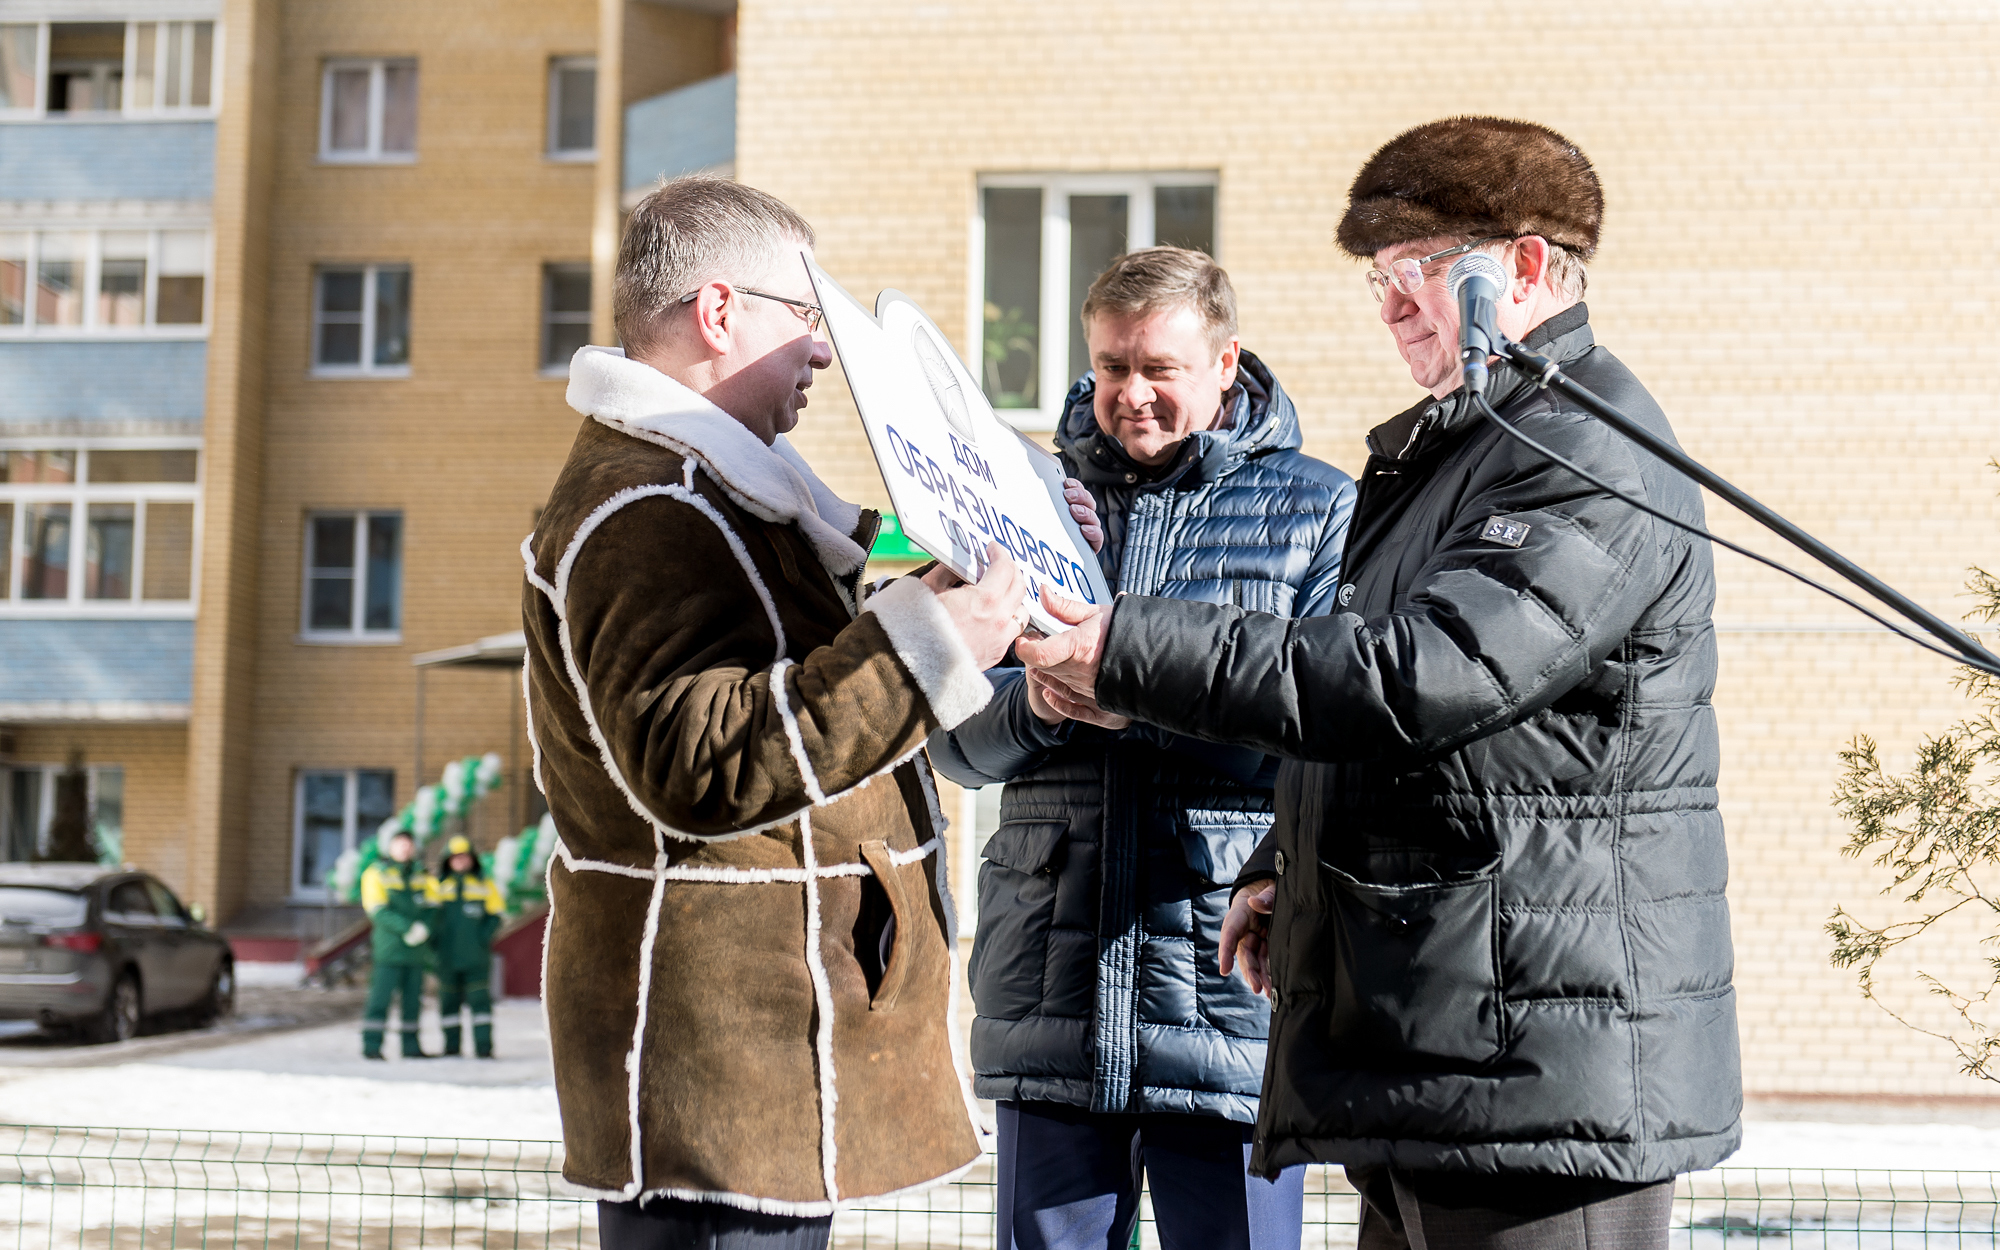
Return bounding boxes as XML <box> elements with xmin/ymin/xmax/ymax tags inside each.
<box><xmin>1018</xmin><ymin>120</ymin><xmax>1741</xmax><ymax>1249</ymax></box>
<box><xmin>929</xmin><ymin>247</ymin><xmax>1354</xmax><ymax>1250</ymax></box>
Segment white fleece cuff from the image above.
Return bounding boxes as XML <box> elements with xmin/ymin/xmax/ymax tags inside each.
<box><xmin>866</xmin><ymin>576</ymin><xmax>993</xmax><ymax>730</ymax></box>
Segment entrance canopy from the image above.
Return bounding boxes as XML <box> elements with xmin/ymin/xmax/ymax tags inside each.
<box><xmin>410</xmin><ymin>631</ymin><xmax>530</xmax><ymax>831</ymax></box>
<box><xmin>412</xmin><ymin>631</ymin><xmax>526</xmax><ymax>671</ymax></box>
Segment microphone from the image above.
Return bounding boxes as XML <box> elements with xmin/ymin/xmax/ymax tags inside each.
<box><xmin>1448</xmin><ymin>253</ymin><xmax>1508</xmax><ymax>395</ymax></box>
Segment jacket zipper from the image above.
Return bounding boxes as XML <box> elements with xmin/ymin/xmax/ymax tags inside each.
<box><xmin>850</xmin><ymin>511</ymin><xmax>882</xmax><ymax>615</ymax></box>
<box><xmin>1398</xmin><ymin>411</ymin><xmax>1429</xmax><ymax>460</ymax></box>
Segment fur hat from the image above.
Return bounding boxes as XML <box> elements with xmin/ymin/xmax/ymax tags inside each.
<box><xmin>1336</xmin><ymin>117</ymin><xmax>1603</xmax><ymax>261</ymax></box>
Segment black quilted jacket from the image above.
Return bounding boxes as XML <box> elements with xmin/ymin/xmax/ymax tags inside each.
<box><xmin>928</xmin><ymin>352</ymin><xmax>1355</xmax><ymax>1123</ymax></box>
<box><xmin>1094</xmin><ymin>306</ymin><xmax>1742</xmax><ymax>1180</ymax></box>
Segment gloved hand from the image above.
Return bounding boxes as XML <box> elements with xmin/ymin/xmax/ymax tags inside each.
<box><xmin>403</xmin><ymin>921</ymin><xmax>430</xmax><ymax>946</ymax></box>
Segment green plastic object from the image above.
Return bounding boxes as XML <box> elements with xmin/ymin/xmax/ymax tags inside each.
<box><xmin>870</xmin><ymin>513</ymin><xmax>928</xmax><ymax>562</ymax></box>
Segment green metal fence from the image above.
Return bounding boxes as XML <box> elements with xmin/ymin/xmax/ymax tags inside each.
<box><xmin>4</xmin><ymin>1124</ymin><xmax>1998</xmax><ymax>1247</ymax></box>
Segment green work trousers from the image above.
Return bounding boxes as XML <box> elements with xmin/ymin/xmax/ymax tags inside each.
<box><xmin>437</xmin><ymin>969</ymin><xmax>493</xmax><ymax>1057</ymax></box>
<box><xmin>362</xmin><ymin>963</ymin><xmax>425</xmax><ymax>1058</ymax></box>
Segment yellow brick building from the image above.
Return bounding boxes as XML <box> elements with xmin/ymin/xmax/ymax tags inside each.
<box><xmin>730</xmin><ymin>1</ymin><xmax>2000</xmax><ymax>1103</ymax></box>
<box><xmin>4</xmin><ymin>0</ymin><xmax>1996</xmax><ymax>1102</ymax></box>
<box><xmin>1</xmin><ymin>0</ymin><xmax>729</xmax><ymax>947</ymax></box>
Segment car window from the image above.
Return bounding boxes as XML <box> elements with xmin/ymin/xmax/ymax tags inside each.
<box><xmin>106</xmin><ymin>881</ymin><xmax>157</xmax><ymax>920</ymax></box>
<box><xmin>0</xmin><ymin>887</ymin><xmax>88</xmax><ymax>927</ymax></box>
<box><xmin>144</xmin><ymin>880</ymin><xmax>187</xmax><ymax>923</ymax></box>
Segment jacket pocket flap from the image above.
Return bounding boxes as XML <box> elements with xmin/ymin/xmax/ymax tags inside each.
<box><xmin>1320</xmin><ymin>858</ymin><xmax>1500</xmax><ymax>923</ymax></box>
<box><xmin>982</xmin><ymin>819</ymin><xmax>1067</xmax><ymax>876</ymax></box>
<box><xmin>1178</xmin><ymin>809</ymin><xmax>1273</xmax><ymax>885</ymax></box>
<box><xmin>1318</xmin><ymin>859</ymin><xmax>1504</xmax><ymax>1066</ymax></box>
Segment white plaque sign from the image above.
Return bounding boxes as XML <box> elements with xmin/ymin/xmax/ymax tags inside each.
<box><xmin>805</xmin><ymin>258</ymin><xmax>1110</xmax><ymax>634</ymax></box>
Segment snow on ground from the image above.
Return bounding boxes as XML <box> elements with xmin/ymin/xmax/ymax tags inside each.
<box><xmin>1729</xmin><ymin>1119</ymin><xmax>2000</xmax><ymax>1172</ymax></box>
<box><xmin>4</xmin><ymin>975</ymin><xmax>2000</xmax><ymax>1171</ymax></box>
<box><xmin>233</xmin><ymin>959</ymin><xmax>310</xmax><ymax>988</ymax></box>
<box><xmin>0</xmin><ymin>997</ymin><xmax>561</xmax><ymax>1140</ymax></box>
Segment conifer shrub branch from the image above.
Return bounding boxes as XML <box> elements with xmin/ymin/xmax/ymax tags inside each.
<box><xmin>1829</xmin><ymin>462</ymin><xmax>2000</xmax><ymax>1079</ymax></box>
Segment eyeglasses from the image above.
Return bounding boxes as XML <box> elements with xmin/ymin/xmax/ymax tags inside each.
<box><xmin>678</xmin><ymin>284</ymin><xmax>824</xmax><ymax>332</ymax></box>
<box><xmin>1365</xmin><ymin>236</ymin><xmax>1512</xmax><ymax>303</ymax></box>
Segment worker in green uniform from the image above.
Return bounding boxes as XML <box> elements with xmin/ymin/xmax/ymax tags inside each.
<box><xmin>429</xmin><ymin>835</ymin><xmax>505</xmax><ymax>1058</ymax></box>
<box><xmin>360</xmin><ymin>828</ymin><xmax>436</xmax><ymax>1060</ymax></box>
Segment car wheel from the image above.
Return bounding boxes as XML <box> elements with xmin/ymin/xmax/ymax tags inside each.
<box><xmin>195</xmin><ymin>960</ymin><xmax>235</xmax><ymax>1027</ymax></box>
<box><xmin>88</xmin><ymin>972</ymin><xmax>141</xmax><ymax>1045</ymax></box>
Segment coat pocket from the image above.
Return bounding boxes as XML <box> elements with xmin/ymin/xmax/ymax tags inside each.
<box><xmin>1321</xmin><ymin>860</ymin><xmax>1503</xmax><ymax>1067</ymax></box>
<box><xmin>1178</xmin><ymin>809</ymin><xmax>1271</xmax><ymax>887</ymax></box>
<box><xmin>857</xmin><ymin>841</ymin><xmax>945</xmax><ymax>1013</ymax></box>
<box><xmin>982</xmin><ymin>819</ymin><xmax>1067</xmax><ymax>877</ymax></box>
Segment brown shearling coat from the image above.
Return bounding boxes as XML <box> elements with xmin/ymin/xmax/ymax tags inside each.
<box><xmin>523</xmin><ymin>347</ymin><xmax>991</xmax><ymax>1213</ymax></box>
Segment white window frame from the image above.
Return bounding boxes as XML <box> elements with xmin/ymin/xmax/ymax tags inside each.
<box><xmin>121</xmin><ymin>19</ymin><xmax>223</xmax><ymax>118</ymax></box>
<box><xmin>0</xmin><ymin>20</ymin><xmax>221</xmax><ymax>121</ymax></box>
<box><xmin>545</xmin><ymin>55</ymin><xmax>596</xmax><ymax>161</ymax></box>
<box><xmin>968</xmin><ymin>171</ymin><xmax>1221</xmax><ymax>431</ymax></box>
<box><xmin>310</xmin><ymin>264</ymin><xmax>411</xmax><ymax>377</ymax></box>
<box><xmin>2</xmin><ymin>763</ymin><xmax>121</xmax><ymax>862</ymax></box>
<box><xmin>290</xmin><ymin>767</ymin><xmax>395</xmax><ymax>900</ymax></box>
<box><xmin>540</xmin><ymin>262</ymin><xmax>591</xmax><ymax>375</ymax></box>
<box><xmin>0</xmin><ymin>438</ymin><xmax>202</xmax><ymax>619</ymax></box>
<box><xmin>0</xmin><ymin>22</ymin><xmax>49</xmax><ymax>118</ymax></box>
<box><xmin>298</xmin><ymin>509</ymin><xmax>402</xmax><ymax>644</ymax></box>
<box><xmin>318</xmin><ymin>57</ymin><xmax>417</xmax><ymax>164</ymax></box>
<box><xmin>0</xmin><ymin>225</ymin><xmax>213</xmax><ymax>339</ymax></box>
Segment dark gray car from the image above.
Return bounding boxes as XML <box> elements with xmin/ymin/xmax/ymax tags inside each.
<box><xmin>0</xmin><ymin>863</ymin><xmax>235</xmax><ymax>1043</ymax></box>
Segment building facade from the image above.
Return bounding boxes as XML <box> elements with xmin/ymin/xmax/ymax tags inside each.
<box><xmin>0</xmin><ymin>0</ymin><xmax>735</xmax><ymax>948</ymax></box>
<box><xmin>731</xmin><ymin>1</ymin><xmax>2000</xmax><ymax>1102</ymax></box>
<box><xmin>1</xmin><ymin>5</ymin><xmax>218</xmax><ymax>890</ymax></box>
<box><xmin>4</xmin><ymin>0</ymin><xmax>1998</xmax><ymax>1102</ymax></box>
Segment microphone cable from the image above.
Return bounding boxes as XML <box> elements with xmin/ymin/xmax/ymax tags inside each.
<box><xmin>1468</xmin><ymin>391</ymin><xmax>2000</xmax><ymax>679</ymax></box>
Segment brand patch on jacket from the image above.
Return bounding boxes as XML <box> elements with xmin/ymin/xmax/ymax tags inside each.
<box><xmin>1481</xmin><ymin>516</ymin><xmax>1531</xmax><ymax>547</ymax></box>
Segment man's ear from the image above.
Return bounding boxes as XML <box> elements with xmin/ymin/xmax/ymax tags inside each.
<box><xmin>1511</xmin><ymin>236</ymin><xmax>1551</xmax><ymax>303</ymax></box>
<box><xmin>1217</xmin><ymin>335</ymin><xmax>1242</xmax><ymax>390</ymax></box>
<box><xmin>689</xmin><ymin>281</ymin><xmax>733</xmax><ymax>354</ymax></box>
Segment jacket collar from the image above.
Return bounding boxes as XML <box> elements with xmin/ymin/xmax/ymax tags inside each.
<box><xmin>1054</xmin><ymin>349</ymin><xmax>1300</xmax><ymax>489</ymax></box>
<box><xmin>566</xmin><ymin>346</ymin><xmax>869</xmax><ymax>578</ymax></box>
<box><xmin>1365</xmin><ymin>302</ymin><xmax>1596</xmax><ymax>464</ymax></box>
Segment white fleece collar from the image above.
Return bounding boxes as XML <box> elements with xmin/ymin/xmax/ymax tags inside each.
<box><xmin>567</xmin><ymin>346</ymin><xmax>868</xmax><ymax>579</ymax></box>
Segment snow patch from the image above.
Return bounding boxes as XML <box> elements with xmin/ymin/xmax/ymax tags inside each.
<box><xmin>0</xmin><ymin>1064</ymin><xmax>561</xmax><ymax>1139</ymax></box>
<box><xmin>1729</xmin><ymin>1120</ymin><xmax>2000</xmax><ymax>1172</ymax></box>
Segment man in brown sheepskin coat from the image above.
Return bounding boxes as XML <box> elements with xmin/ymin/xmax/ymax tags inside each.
<box><xmin>1019</xmin><ymin>118</ymin><xmax>1740</xmax><ymax>1248</ymax></box>
<box><xmin>522</xmin><ymin>176</ymin><xmax>1035</xmax><ymax>1250</ymax></box>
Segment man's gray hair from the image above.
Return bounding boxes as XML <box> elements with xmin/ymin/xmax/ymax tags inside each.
<box><xmin>1543</xmin><ymin>242</ymin><xmax>1588</xmax><ymax>302</ymax></box>
<box><xmin>1476</xmin><ymin>237</ymin><xmax>1587</xmax><ymax>305</ymax></box>
<box><xmin>614</xmin><ymin>175</ymin><xmax>817</xmax><ymax>358</ymax></box>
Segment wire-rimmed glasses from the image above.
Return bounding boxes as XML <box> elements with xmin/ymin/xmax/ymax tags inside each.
<box><xmin>677</xmin><ymin>284</ymin><xmax>824</xmax><ymax>332</ymax></box>
<box><xmin>1365</xmin><ymin>236</ymin><xmax>1512</xmax><ymax>303</ymax></box>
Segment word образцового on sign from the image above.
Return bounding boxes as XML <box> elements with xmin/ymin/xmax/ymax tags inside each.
<box><xmin>882</xmin><ymin>423</ymin><xmax>1098</xmax><ymax>609</ymax></box>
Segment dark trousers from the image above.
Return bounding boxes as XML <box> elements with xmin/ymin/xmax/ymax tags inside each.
<box><xmin>1349</xmin><ymin>1165</ymin><xmax>1675</xmax><ymax>1250</ymax></box>
<box><xmin>995</xmin><ymin>1100</ymin><xmax>1305</xmax><ymax>1250</ymax></box>
<box><xmin>597</xmin><ymin>1196</ymin><xmax>831</xmax><ymax>1250</ymax></box>
<box><xmin>361</xmin><ymin>963</ymin><xmax>424</xmax><ymax>1058</ymax></box>
<box><xmin>436</xmin><ymin>968</ymin><xmax>492</xmax><ymax>1056</ymax></box>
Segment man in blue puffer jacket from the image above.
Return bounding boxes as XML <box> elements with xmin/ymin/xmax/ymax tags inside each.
<box><xmin>928</xmin><ymin>247</ymin><xmax>1355</xmax><ymax>1250</ymax></box>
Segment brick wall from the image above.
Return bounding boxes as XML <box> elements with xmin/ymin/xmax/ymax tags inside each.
<box><xmin>223</xmin><ymin>0</ymin><xmax>597</xmax><ymax>907</ymax></box>
<box><xmin>10</xmin><ymin>724</ymin><xmax>189</xmax><ymax>895</ymax></box>
<box><xmin>735</xmin><ymin>0</ymin><xmax>2000</xmax><ymax>1097</ymax></box>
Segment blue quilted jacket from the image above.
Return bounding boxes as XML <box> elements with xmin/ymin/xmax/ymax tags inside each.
<box><xmin>928</xmin><ymin>351</ymin><xmax>1355</xmax><ymax>1121</ymax></box>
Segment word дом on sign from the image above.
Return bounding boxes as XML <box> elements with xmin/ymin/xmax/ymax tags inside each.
<box><xmin>885</xmin><ymin>423</ymin><xmax>1097</xmax><ymax>606</ymax></box>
